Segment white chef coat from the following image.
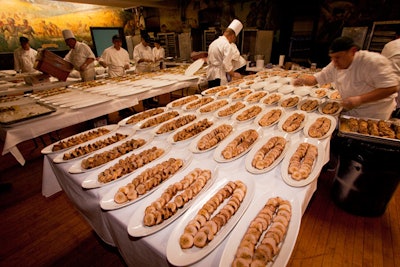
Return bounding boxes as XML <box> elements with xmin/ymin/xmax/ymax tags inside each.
<box><xmin>133</xmin><ymin>42</ymin><xmax>154</xmax><ymax>73</ymax></box>
<box><xmin>381</xmin><ymin>38</ymin><xmax>400</xmax><ymax>107</ymax></box>
<box><xmin>99</xmin><ymin>46</ymin><xmax>130</xmax><ymax>78</ymax></box>
<box><xmin>206</xmin><ymin>36</ymin><xmax>238</xmax><ymax>85</ymax></box>
<box><xmin>152</xmin><ymin>46</ymin><xmax>165</xmax><ymax>70</ymax></box>
<box><xmin>64</xmin><ymin>41</ymin><xmax>95</xmax><ymax>81</ymax></box>
<box><xmin>314</xmin><ymin>50</ymin><xmax>399</xmax><ymax>120</ymax></box>
<box><xmin>13</xmin><ymin>47</ymin><xmax>37</xmax><ymax>73</ymax></box>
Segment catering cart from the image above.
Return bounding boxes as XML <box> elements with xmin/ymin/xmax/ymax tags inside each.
<box><xmin>331</xmin><ymin>115</ymin><xmax>400</xmax><ymax>216</ymax></box>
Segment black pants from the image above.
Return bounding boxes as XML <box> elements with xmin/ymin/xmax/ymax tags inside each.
<box><xmin>208</xmin><ymin>79</ymin><xmax>221</xmax><ymax>88</ymax></box>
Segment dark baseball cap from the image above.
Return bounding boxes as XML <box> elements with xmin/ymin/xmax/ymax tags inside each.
<box><xmin>329</xmin><ymin>36</ymin><xmax>359</xmax><ymax>53</ymax></box>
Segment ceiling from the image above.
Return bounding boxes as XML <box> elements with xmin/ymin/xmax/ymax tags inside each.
<box><xmin>53</xmin><ymin>0</ymin><xmax>179</xmax><ymax>9</ymax></box>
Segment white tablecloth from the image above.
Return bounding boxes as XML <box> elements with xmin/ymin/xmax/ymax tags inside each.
<box><xmin>1</xmin><ymin>79</ymin><xmax>199</xmax><ymax>165</ymax></box>
<box><xmin>42</xmin><ymin>119</ymin><xmax>330</xmax><ymax>266</ymax></box>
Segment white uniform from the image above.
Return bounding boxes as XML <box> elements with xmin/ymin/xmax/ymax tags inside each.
<box><xmin>99</xmin><ymin>46</ymin><xmax>130</xmax><ymax>78</ymax></box>
<box><xmin>133</xmin><ymin>43</ymin><xmax>154</xmax><ymax>73</ymax></box>
<box><xmin>152</xmin><ymin>46</ymin><xmax>165</xmax><ymax>70</ymax></box>
<box><xmin>13</xmin><ymin>47</ymin><xmax>37</xmax><ymax>73</ymax></box>
<box><xmin>206</xmin><ymin>36</ymin><xmax>238</xmax><ymax>85</ymax></box>
<box><xmin>64</xmin><ymin>41</ymin><xmax>95</xmax><ymax>81</ymax></box>
<box><xmin>381</xmin><ymin>38</ymin><xmax>400</xmax><ymax>107</ymax></box>
<box><xmin>315</xmin><ymin>50</ymin><xmax>399</xmax><ymax>120</ymax></box>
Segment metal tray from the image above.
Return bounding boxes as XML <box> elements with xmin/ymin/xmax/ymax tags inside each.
<box><xmin>0</xmin><ymin>101</ymin><xmax>56</xmax><ymax>126</ymax></box>
<box><xmin>338</xmin><ymin>115</ymin><xmax>400</xmax><ymax>147</ymax></box>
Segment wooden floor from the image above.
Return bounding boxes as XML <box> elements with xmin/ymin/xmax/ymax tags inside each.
<box><xmin>1</xmin><ymin>120</ymin><xmax>399</xmax><ymax>267</ymax></box>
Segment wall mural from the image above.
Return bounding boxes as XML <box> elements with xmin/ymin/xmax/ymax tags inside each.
<box><xmin>0</xmin><ymin>0</ymin><xmax>132</xmax><ymax>52</ymax></box>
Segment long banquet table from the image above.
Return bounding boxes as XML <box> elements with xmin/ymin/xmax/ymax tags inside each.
<box><xmin>42</xmin><ymin>110</ymin><xmax>331</xmax><ymax>266</ymax></box>
<box><xmin>1</xmin><ymin>78</ymin><xmax>200</xmax><ymax>166</ymax></box>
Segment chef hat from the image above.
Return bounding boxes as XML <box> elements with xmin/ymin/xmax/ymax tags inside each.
<box><xmin>228</xmin><ymin>19</ymin><xmax>243</xmax><ymax>36</ymax></box>
<box><xmin>62</xmin><ymin>29</ymin><xmax>75</xmax><ymax>40</ymax></box>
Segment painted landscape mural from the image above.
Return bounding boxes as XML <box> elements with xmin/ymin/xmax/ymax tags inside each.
<box><xmin>0</xmin><ymin>0</ymin><xmax>128</xmax><ymax>52</ymax></box>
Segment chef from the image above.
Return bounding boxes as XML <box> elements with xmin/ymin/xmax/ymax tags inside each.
<box><xmin>13</xmin><ymin>36</ymin><xmax>37</xmax><ymax>73</ymax></box>
<box><xmin>98</xmin><ymin>34</ymin><xmax>130</xmax><ymax>78</ymax></box>
<box><xmin>206</xmin><ymin>19</ymin><xmax>245</xmax><ymax>87</ymax></box>
<box><xmin>62</xmin><ymin>29</ymin><xmax>96</xmax><ymax>82</ymax></box>
<box><xmin>294</xmin><ymin>36</ymin><xmax>399</xmax><ymax>120</ymax></box>
<box><xmin>152</xmin><ymin>38</ymin><xmax>165</xmax><ymax>71</ymax></box>
<box><xmin>133</xmin><ymin>33</ymin><xmax>154</xmax><ymax>73</ymax></box>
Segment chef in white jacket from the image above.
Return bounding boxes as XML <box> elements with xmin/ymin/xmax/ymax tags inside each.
<box><xmin>13</xmin><ymin>37</ymin><xmax>37</xmax><ymax>73</ymax></box>
<box><xmin>133</xmin><ymin>33</ymin><xmax>154</xmax><ymax>73</ymax></box>
<box><xmin>381</xmin><ymin>27</ymin><xmax>400</xmax><ymax>115</ymax></box>
<box><xmin>98</xmin><ymin>34</ymin><xmax>130</xmax><ymax>78</ymax></box>
<box><xmin>62</xmin><ymin>29</ymin><xmax>96</xmax><ymax>81</ymax></box>
<box><xmin>206</xmin><ymin>19</ymin><xmax>244</xmax><ymax>87</ymax></box>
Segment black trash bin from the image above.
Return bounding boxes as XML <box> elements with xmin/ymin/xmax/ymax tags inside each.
<box><xmin>331</xmin><ymin>138</ymin><xmax>400</xmax><ymax>217</ymax></box>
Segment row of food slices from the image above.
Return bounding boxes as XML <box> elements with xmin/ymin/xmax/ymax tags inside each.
<box><xmin>165</xmin><ymin>92</ymin><xmax>341</xmax><ymax>115</ymax></box>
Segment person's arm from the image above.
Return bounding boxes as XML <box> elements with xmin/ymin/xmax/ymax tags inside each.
<box><xmin>80</xmin><ymin>58</ymin><xmax>94</xmax><ymax>71</ymax></box>
<box><xmin>342</xmin><ymin>86</ymin><xmax>398</xmax><ymax>110</ymax></box>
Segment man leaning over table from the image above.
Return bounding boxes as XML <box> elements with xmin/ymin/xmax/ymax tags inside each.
<box><xmin>293</xmin><ymin>36</ymin><xmax>399</xmax><ymax>120</ymax></box>
<box><xmin>62</xmin><ymin>29</ymin><xmax>96</xmax><ymax>82</ymax></box>
<box><xmin>381</xmin><ymin>26</ymin><xmax>400</xmax><ymax>118</ymax></box>
<box><xmin>98</xmin><ymin>34</ymin><xmax>130</xmax><ymax>78</ymax></box>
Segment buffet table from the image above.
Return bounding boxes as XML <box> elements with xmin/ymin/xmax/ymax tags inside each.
<box><xmin>42</xmin><ymin>111</ymin><xmax>331</xmax><ymax>266</ymax></box>
<box><xmin>1</xmin><ymin>79</ymin><xmax>200</xmax><ymax>165</ymax></box>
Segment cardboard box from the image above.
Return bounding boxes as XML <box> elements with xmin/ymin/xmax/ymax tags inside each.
<box><xmin>35</xmin><ymin>50</ymin><xmax>73</xmax><ymax>81</ymax></box>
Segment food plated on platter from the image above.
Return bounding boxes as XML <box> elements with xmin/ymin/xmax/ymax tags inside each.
<box><xmin>231</xmin><ymin>104</ymin><xmax>264</xmax><ymax>124</ymax></box>
<box><xmin>214</xmin><ymin>101</ymin><xmax>247</xmax><ymax>119</ymax></box>
<box><xmin>278</xmin><ymin>95</ymin><xmax>301</xmax><ymax>109</ymax></box>
<box><xmin>81</xmin><ymin>141</ymin><xmax>171</xmax><ymax>189</ymax></box>
<box><xmin>118</xmin><ymin>107</ymin><xmax>166</xmax><ymax>126</ymax></box>
<box><xmin>134</xmin><ymin>110</ymin><xmax>181</xmax><ymax>131</ymax></box>
<box><xmin>166</xmin><ymin>176</ymin><xmax>255</xmax><ymax>266</ymax></box>
<box><xmin>53</xmin><ymin>127</ymin><xmax>135</xmax><ymax>163</ymax></box>
<box><xmin>68</xmin><ymin>133</ymin><xmax>154</xmax><ymax>174</ymax></box>
<box><xmin>152</xmin><ymin>113</ymin><xmax>198</xmax><ymax>136</ymax></box>
<box><xmin>254</xmin><ymin>107</ymin><xmax>285</xmax><ymax>128</ymax></box>
<box><xmin>167</xmin><ymin>94</ymin><xmax>202</xmax><ymax>109</ymax></box>
<box><xmin>318</xmin><ymin>100</ymin><xmax>343</xmax><ymax>116</ymax></box>
<box><xmin>303</xmin><ymin>114</ymin><xmax>336</xmax><ymax>139</ymax></box>
<box><xmin>182</xmin><ymin>96</ymin><xmax>215</xmax><ymax>111</ymax></box>
<box><xmin>197</xmin><ymin>99</ymin><xmax>230</xmax><ymax>115</ymax></box>
<box><xmin>297</xmin><ymin>97</ymin><xmax>321</xmax><ymax>113</ymax></box>
<box><xmin>215</xmin><ymin>87</ymin><xmax>240</xmax><ymax>98</ymax></box>
<box><xmin>100</xmin><ymin>149</ymin><xmax>193</xmax><ymax>210</ymax></box>
<box><xmin>214</xmin><ymin>126</ymin><xmax>263</xmax><ymax>163</ymax></box>
<box><xmin>280</xmin><ymin>138</ymin><xmax>325</xmax><ymax>187</ymax></box>
<box><xmin>244</xmin><ymin>90</ymin><xmax>268</xmax><ymax>104</ymax></box>
<box><xmin>219</xmin><ymin>192</ymin><xmax>300</xmax><ymax>267</ymax></box>
<box><xmin>167</xmin><ymin>117</ymin><xmax>216</xmax><ymax>144</ymax></box>
<box><xmin>189</xmin><ymin>121</ymin><xmax>236</xmax><ymax>153</ymax></box>
<box><xmin>127</xmin><ymin>163</ymin><xmax>218</xmax><ymax>236</ymax></box>
<box><xmin>278</xmin><ymin>110</ymin><xmax>308</xmax><ymax>134</ymax></box>
<box><xmin>245</xmin><ymin>132</ymin><xmax>291</xmax><ymax>174</ymax></box>
<box><xmin>41</xmin><ymin>124</ymin><xmax>119</xmax><ymax>154</ymax></box>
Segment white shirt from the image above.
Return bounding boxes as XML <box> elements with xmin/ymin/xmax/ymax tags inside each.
<box><xmin>152</xmin><ymin>46</ymin><xmax>165</xmax><ymax>61</ymax></box>
<box><xmin>64</xmin><ymin>41</ymin><xmax>95</xmax><ymax>81</ymax></box>
<box><xmin>314</xmin><ymin>50</ymin><xmax>399</xmax><ymax>119</ymax></box>
<box><xmin>381</xmin><ymin>38</ymin><xmax>400</xmax><ymax>107</ymax></box>
<box><xmin>133</xmin><ymin>42</ymin><xmax>153</xmax><ymax>73</ymax></box>
<box><xmin>206</xmin><ymin>36</ymin><xmax>237</xmax><ymax>85</ymax></box>
<box><xmin>13</xmin><ymin>47</ymin><xmax>37</xmax><ymax>73</ymax></box>
<box><xmin>99</xmin><ymin>46</ymin><xmax>130</xmax><ymax>78</ymax></box>
<box><xmin>64</xmin><ymin>41</ymin><xmax>95</xmax><ymax>71</ymax></box>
